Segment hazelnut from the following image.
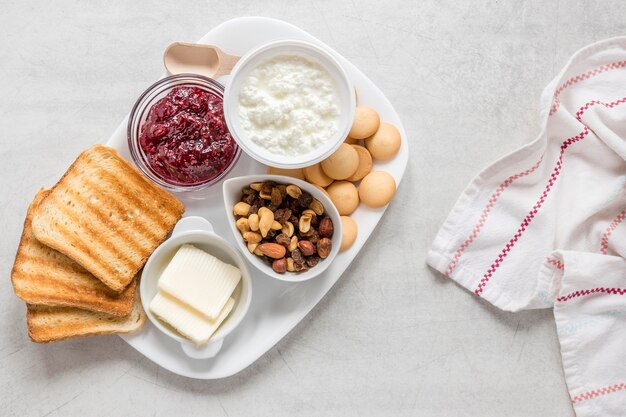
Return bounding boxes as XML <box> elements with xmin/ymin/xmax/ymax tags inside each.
<box><xmin>317</xmin><ymin>238</ymin><xmax>332</xmax><ymax>258</ymax></box>
<box><xmin>272</xmin><ymin>258</ymin><xmax>287</xmax><ymax>273</ymax></box>
<box><xmin>298</xmin><ymin>240</ymin><xmax>315</xmax><ymax>256</ymax></box>
<box><xmin>319</xmin><ymin>217</ymin><xmax>334</xmax><ymax>238</ymax></box>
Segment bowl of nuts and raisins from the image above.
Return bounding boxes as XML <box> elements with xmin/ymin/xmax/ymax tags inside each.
<box><xmin>222</xmin><ymin>175</ymin><xmax>342</xmax><ymax>282</ymax></box>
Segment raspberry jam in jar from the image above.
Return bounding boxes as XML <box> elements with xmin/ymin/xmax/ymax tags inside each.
<box><xmin>128</xmin><ymin>75</ymin><xmax>240</xmax><ymax>193</ymax></box>
<box><xmin>138</xmin><ymin>86</ymin><xmax>237</xmax><ymax>186</ymax></box>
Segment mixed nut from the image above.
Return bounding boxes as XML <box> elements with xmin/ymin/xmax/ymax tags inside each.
<box><xmin>233</xmin><ymin>181</ymin><xmax>334</xmax><ymax>274</ymax></box>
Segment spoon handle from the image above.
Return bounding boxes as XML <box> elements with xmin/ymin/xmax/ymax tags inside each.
<box><xmin>213</xmin><ymin>47</ymin><xmax>240</xmax><ymax>78</ymax></box>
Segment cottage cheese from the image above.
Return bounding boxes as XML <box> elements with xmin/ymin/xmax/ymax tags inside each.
<box><xmin>238</xmin><ymin>55</ymin><xmax>341</xmax><ymax>156</ymax></box>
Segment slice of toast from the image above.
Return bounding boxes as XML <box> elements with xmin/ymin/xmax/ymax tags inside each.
<box><xmin>31</xmin><ymin>145</ymin><xmax>185</xmax><ymax>292</ymax></box>
<box><xmin>11</xmin><ymin>189</ymin><xmax>136</xmax><ymax>316</ymax></box>
<box><xmin>26</xmin><ymin>292</ymin><xmax>146</xmax><ymax>343</ymax></box>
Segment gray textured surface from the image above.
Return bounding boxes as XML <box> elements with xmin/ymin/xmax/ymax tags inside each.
<box><xmin>1</xmin><ymin>1</ymin><xmax>625</xmax><ymax>416</ymax></box>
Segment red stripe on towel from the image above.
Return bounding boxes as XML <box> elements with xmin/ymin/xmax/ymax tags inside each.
<box><xmin>474</xmin><ymin>96</ymin><xmax>626</xmax><ymax>296</ymax></box>
<box><xmin>445</xmin><ymin>156</ymin><xmax>544</xmax><ymax>277</ymax></box>
<box><xmin>557</xmin><ymin>287</ymin><xmax>626</xmax><ymax>303</ymax></box>
<box><xmin>571</xmin><ymin>383</ymin><xmax>626</xmax><ymax>404</ymax></box>
<box><xmin>546</xmin><ymin>256</ymin><xmax>564</xmax><ymax>270</ymax></box>
<box><xmin>600</xmin><ymin>210</ymin><xmax>626</xmax><ymax>255</ymax></box>
<box><xmin>549</xmin><ymin>60</ymin><xmax>626</xmax><ymax>116</ymax></box>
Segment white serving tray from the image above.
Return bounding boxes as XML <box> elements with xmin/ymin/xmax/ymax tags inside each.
<box><xmin>111</xmin><ymin>16</ymin><xmax>409</xmax><ymax>379</ymax></box>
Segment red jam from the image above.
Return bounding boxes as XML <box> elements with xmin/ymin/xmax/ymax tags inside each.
<box><xmin>139</xmin><ymin>86</ymin><xmax>237</xmax><ymax>185</ymax></box>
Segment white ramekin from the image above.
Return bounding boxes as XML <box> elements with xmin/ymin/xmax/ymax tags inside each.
<box><xmin>140</xmin><ymin>216</ymin><xmax>252</xmax><ymax>359</ymax></box>
<box><xmin>223</xmin><ymin>40</ymin><xmax>356</xmax><ymax>169</ymax></box>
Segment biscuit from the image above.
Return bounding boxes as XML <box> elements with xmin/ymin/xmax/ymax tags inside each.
<box><xmin>346</xmin><ymin>145</ymin><xmax>373</xmax><ymax>182</ymax></box>
<box><xmin>327</xmin><ymin>181</ymin><xmax>359</xmax><ymax>215</ymax></box>
<box><xmin>321</xmin><ymin>143</ymin><xmax>359</xmax><ymax>180</ymax></box>
<box><xmin>349</xmin><ymin>107</ymin><xmax>380</xmax><ymax>139</ymax></box>
<box><xmin>358</xmin><ymin>171</ymin><xmax>396</xmax><ymax>208</ymax></box>
<box><xmin>365</xmin><ymin>123</ymin><xmax>401</xmax><ymax>161</ymax></box>
<box><xmin>303</xmin><ymin>163</ymin><xmax>333</xmax><ymax>187</ymax></box>
<box><xmin>267</xmin><ymin>166</ymin><xmax>306</xmax><ymax>180</ymax></box>
<box><xmin>340</xmin><ymin>216</ymin><xmax>358</xmax><ymax>252</ymax></box>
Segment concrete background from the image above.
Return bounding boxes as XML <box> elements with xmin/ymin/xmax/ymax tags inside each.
<box><xmin>1</xmin><ymin>1</ymin><xmax>625</xmax><ymax>416</ymax></box>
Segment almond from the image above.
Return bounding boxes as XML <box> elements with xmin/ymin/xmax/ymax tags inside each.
<box><xmin>258</xmin><ymin>243</ymin><xmax>286</xmax><ymax>259</ymax></box>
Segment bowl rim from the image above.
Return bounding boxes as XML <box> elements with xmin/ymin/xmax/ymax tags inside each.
<box><xmin>139</xmin><ymin>228</ymin><xmax>253</xmax><ymax>346</ymax></box>
<box><xmin>127</xmin><ymin>73</ymin><xmax>241</xmax><ymax>193</ymax></box>
<box><xmin>223</xmin><ymin>39</ymin><xmax>356</xmax><ymax>169</ymax></box>
<box><xmin>222</xmin><ymin>174</ymin><xmax>342</xmax><ymax>282</ymax></box>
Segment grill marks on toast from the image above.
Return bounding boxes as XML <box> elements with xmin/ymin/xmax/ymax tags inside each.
<box><xmin>55</xmin><ymin>179</ymin><xmax>142</xmax><ymax>268</ymax></box>
<box><xmin>38</xmin><ymin>190</ymin><xmax>129</xmax><ymax>282</ymax></box>
<box><xmin>11</xmin><ymin>189</ymin><xmax>136</xmax><ymax>316</ymax></box>
<box><xmin>30</xmin><ymin>145</ymin><xmax>185</xmax><ymax>292</ymax></box>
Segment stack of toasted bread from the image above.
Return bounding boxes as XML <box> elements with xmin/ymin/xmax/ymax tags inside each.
<box><xmin>11</xmin><ymin>145</ymin><xmax>185</xmax><ymax>342</ymax></box>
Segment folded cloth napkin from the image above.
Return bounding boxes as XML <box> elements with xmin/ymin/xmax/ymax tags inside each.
<box><xmin>427</xmin><ymin>37</ymin><xmax>626</xmax><ymax>416</ymax></box>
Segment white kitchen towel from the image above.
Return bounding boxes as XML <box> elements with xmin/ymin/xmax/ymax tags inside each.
<box><xmin>426</xmin><ymin>37</ymin><xmax>626</xmax><ymax>416</ymax></box>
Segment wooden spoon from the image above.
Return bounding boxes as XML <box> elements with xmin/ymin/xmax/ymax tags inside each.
<box><xmin>163</xmin><ymin>42</ymin><xmax>240</xmax><ymax>78</ymax></box>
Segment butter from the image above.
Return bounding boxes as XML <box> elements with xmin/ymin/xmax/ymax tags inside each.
<box><xmin>158</xmin><ymin>244</ymin><xmax>241</xmax><ymax>320</ymax></box>
<box><xmin>150</xmin><ymin>292</ymin><xmax>235</xmax><ymax>346</ymax></box>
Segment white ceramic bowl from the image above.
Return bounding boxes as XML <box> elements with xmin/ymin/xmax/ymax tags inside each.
<box><xmin>223</xmin><ymin>40</ymin><xmax>356</xmax><ymax>169</ymax></box>
<box><xmin>223</xmin><ymin>175</ymin><xmax>342</xmax><ymax>282</ymax></box>
<box><xmin>140</xmin><ymin>216</ymin><xmax>252</xmax><ymax>359</ymax></box>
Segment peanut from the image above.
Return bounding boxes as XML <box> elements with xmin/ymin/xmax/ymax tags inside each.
<box><xmin>248</xmin><ymin>213</ymin><xmax>260</xmax><ymax>231</ymax></box>
<box><xmin>281</xmin><ymin>221</ymin><xmax>294</xmax><ymax>237</ymax></box>
<box><xmin>299</xmin><ymin>213</ymin><xmax>313</xmax><ymax>233</ymax></box>
<box><xmin>288</xmin><ymin>236</ymin><xmax>298</xmax><ymax>252</ymax></box>
<box><xmin>236</xmin><ymin>218</ymin><xmax>250</xmax><ymax>234</ymax></box>
<box><xmin>286</xmin><ymin>184</ymin><xmax>302</xmax><ymax>199</ymax></box>
<box><xmin>233</xmin><ymin>202</ymin><xmax>251</xmax><ymax>217</ymax></box>
<box><xmin>258</xmin><ymin>208</ymin><xmax>275</xmax><ymax>238</ymax></box>
<box><xmin>309</xmin><ymin>198</ymin><xmax>324</xmax><ymax>216</ymax></box>
<box><xmin>243</xmin><ymin>231</ymin><xmax>262</xmax><ymax>243</ymax></box>
<box><xmin>247</xmin><ymin>242</ymin><xmax>259</xmax><ymax>253</ymax></box>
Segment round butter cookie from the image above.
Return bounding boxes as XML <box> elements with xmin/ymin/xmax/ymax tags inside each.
<box><xmin>346</xmin><ymin>145</ymin><xmax>373</xmax><ymax>182</ymax></box>
<box><xmin>327</xmin><ymin>181</ymin><xmax>359</xmax><ymax>215</ymax></box>
<box><xmin>349</xmin><ymin>107</ymin><xmax>380</xmax><ymax>139</ymax></box>
<box><xmin>340</xmin><ymin>216</ymin><xmax>358</xmax><ymax>252</ymax></box>
<box><xmin>303</xmin><ymin>163</ymin><xmax>333</xmax><ymax>187</ymax></box>
<box><xmin>321</xmin><ymin>143</ymin><xmax>359</xmax><ymax>180</ymax></box>
<box><xmin>358</xmin><ymin>171</ymin><xmax>396</xmax><ymax>208</ymax></box>
<box><xmin>365</xmin><ymin>123</ymin><xmax>401</xmax><ymax>161</ymax></box>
